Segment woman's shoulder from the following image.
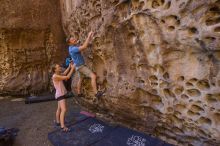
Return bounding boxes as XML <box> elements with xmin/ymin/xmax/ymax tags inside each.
<box><xmin>52</xmin><ymin>74</ymin><xmax>57</xmax><ymax>79</ymax></box>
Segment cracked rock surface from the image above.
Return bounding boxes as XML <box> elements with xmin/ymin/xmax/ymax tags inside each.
<box><xmin>61</xmin><ymin>0</ymin><xmax>220</xmax><ymax>145</ymax></box>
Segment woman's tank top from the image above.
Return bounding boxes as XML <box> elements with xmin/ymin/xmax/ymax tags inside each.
<box><xmin>52</xmin><ymin>74</ymin><xmax>67</xmax><ymax>99</ymax></box>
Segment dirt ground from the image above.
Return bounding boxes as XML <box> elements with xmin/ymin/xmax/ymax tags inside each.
<box><xmin>0</xmin><ymin>97</ymin><xmax>76</xmax><ymax>146</ymax></box>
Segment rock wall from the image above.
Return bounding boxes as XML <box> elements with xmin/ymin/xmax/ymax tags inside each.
<box><xmin>0</xmin><ymin>0</ymin><xmax>66</xmax><ymax>95</ymax></box>
<box><xmin>61</xmin><ymin>0</ymin><xmax>220</xmax><ymax>145</ymax></box>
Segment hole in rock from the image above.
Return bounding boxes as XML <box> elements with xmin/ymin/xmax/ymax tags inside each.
<box><xmin>152</xmin><ymin>0</ymin><xmax>165</xmax><ymax>9</ymax></box>
<box><xmin>190</xmin><ymin>104</ymin><xmax>204</xmax><ymax>113</ymax></box>
<box><xmin>152</xmin><ymin>1</ymin><xmax>160</xmax><ymax>8</ymax></box>
<box><xmin>215</xmin><ymin>0</ymin><xmax>220</xmax><ymax>4</ymax></box>
<box><xmin>204</xmin><ymin>36</ymin><xmax>216</xmax><ymax>42</ymax></box>
<box><xmin>151</xmin><ymin>82</ymin><xmax>159</xmax><ymax>86</ymax></box>
<box><xmin>192</xmin><ymin>5</ymin><xmax>206</xmax><ymax>15</ymax></box>
<box><xmin>177</xmin><ymin>76</ymin><xmax>185</xmax><ymax>81</ymax></box>
<box><xmin>173</xmin><ymin>127</ymin><xmax>184</xmax><ymax>134</ymax></box>
<box><xmin>139</xmin><ymin>80</ymin><xmax>145</xmax><ymax>84</ymax></box>
<box><xmin>149</xmin><ymin>44</ymin><xmax>156</xmax><ymax>48</ymax></box>
<box><xmin>149</xmin><ymin>89</ymin><xmax>158</xmax><ymax>95</ymax></box>
<box><xmin>195</xmin><ymin>101</ymin><xmax>202</xmax><ymax>104</ymax></box>
<box><xmin>187</xmin><ymin>110</ymin><xmax>200</xmax><ymax>116</ymax></box>
<box><xmin>139</xmin><ymin>1</ymin><xmax>145</xmax><ymax>9</ymax></box>
<box><xmin>210</xmin><ymin>107</ymin><xmax>215</xmax><ymax>111</ymax></box>
<box><xmin>131</xmin><ymin>4</ymin><xmax>139</xmax><ymax>11</ymax></box>
<box><xmin>171</xmin><ymin>115</ymin><xmax>182</xmax><ymax>124</ymax></box>
<box><xmin>186</xmin><ymin>82</ymin><xmax>194</xmax><ymax>87</ymax></box>
<box><xmin>174</xmin><ymin>86</ymin><xmax>184</xmax><ymax>95</ymax></box>
<box><xmin>211</xmin><ymin>82</ymin><xmax>216</xmax><ymax>86</ymax></box>
<box><xmin>154</xmin><ymin>64</ymin><xmax>164</xmax><ymax>74</ymax></box>
<box><xmin>159</xmin><ymin>81</ymin><xmax>169</xmax><ymax>88</ymax></box>
<box><xmin>165</xmin><ymin>15</ymin><xmax>179</xmax><ymax>26</ymax></box>
<box><xmin>163</xmin><ymin>89</ymin><xmax>175</xmax><ymax>98</ymax></box>
<box><xmin>179</xmin><ymin>2</ymin><xmax>185</xmax><ymax>9</ymax></box>
<box><xmin>197</xmin><ymin>129</ymin><xmax>208</xmax><ymax>137</ymax></box>
<box><xmin>164</xmin><ymin>1</ymin><xmax>171</xmax><ymax>9</ymax></box>
<box><xmin>163</xmin><ymin>72</ymin><xmax>169</xmax><ymax>80</ymax></box>
<box><xmin>161</xmin><ymin>19</ymin><xmax>165</xmax><ymax>23</ymax></box>
<box><xmin>188</xmin><ymin>27</ymin><xmax>198</xmax><ymax>35</ymax></box>
<box><xmin>167</xmin><ymin>107</ymin><xmax>173</xmax><ymax>112</ymax></box>
<box><xmin>198</xmin><ymin>117</ymin><xmax>212</xmax><ymax>125</ymax></box>
<box><xmin>152</xmin><ymin>95</ymin><xmax>162</xmax><ymax>104</ymax></box>
<box><xmin>196</xmin><ymin>80</ymin><xmax>210</xmax><ymax>90</ymax></box>
<box><xmin>163</xmin><ymin>41</ymin><xmax>169</xmax><ymax>45</ymax></box>
<box><xmin>205</xmin><ymin>94</ymin><xmax>217</xmax><ymax>103</ymax></box>
<box><xmin>149</xmin><ymin>75</ymin><xmax>158</xmax><ymax>82</ymax></box>
<box><xmin>213</xmin><ymin>93</ymin><xmax>220</xmax><ymax>101</ymax></box>
<box><xmin>214</xmin><ymin>26</ymin><xmax>220</xmax><ymax>32</ymax></box>
<box><xmin>206</xmin><ymin>17</ymin><xmax>220</xmax><ymax>26</ymax></box>
<box><xmin>213</xmin><ymin>113</ymin><xmax>220</xmax><ymax>125</ymax></box>
<box><xmin>130</xmin><ymin>64</ymin><xmax>136</xmax><ymax>70</ymax></box>
<box><xmin>188</xmin><ymin>78</ymin><xmax>198</xmax><ymax>83</ymax></box>
<box><xmin>175</xmin><ymin>104</ymin><xmax>186</xmax><ymax>112</ymax></box>
<box><xmin>210</xmin><ymin>7</ymin><xmax>219</xmax><ymax>12</ymax></box>
<box><xmin>112</xmin><ymin>0</ymin><xmax>119</xmax><ymax>6</ymax></box>
<box><xmin>168</xmin><ymin>26</ymin><xmax>175</xmax><ymax>31</ymax></box>
<box><xmin>174</xmin><ymin>111</ymin><xmax>182</xmax><ymax>117</ymax></box>
<box><xmin>176</xmin><ymin>19</ymin><xmax>181</xmax><ymax>25</ymax></box>
<box><xmin>186</xmin><ymin>89</ymin><xmax>201</xmax><ymax>97</ymax></box>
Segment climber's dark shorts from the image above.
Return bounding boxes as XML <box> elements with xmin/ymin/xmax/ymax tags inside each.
<box><xmin>56</xmin><ymin>94</ymin><xmax>68</xmax><ymax>101</ymax></box>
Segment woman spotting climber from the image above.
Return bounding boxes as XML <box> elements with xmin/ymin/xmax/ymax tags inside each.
<box><xmin>52</xmin><ymin>62</ymin><xmax>75</xmax><ymax>132</ymax></box>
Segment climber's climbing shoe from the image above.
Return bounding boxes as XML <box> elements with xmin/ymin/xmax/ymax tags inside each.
<box><xmin>95</xmin><ymin>91</ymin><xmax>105</xmax><ymax>99</ymax></box>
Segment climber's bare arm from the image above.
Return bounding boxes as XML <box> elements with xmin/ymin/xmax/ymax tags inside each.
<box><xmin>79</xmin><ymin>31</ymin><xmax>94</xmax><ymax>51</ymax></box>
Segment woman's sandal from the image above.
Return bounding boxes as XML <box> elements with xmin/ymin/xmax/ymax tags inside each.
<box><xmin>54</xmin><ymin>120</ymin><xmax>61</xmax><ymax>127</ymax></box>
<box><xmin>61</xmin><ymin>127</ymin><xmax>70</xmax><ymax>132</ymax></box>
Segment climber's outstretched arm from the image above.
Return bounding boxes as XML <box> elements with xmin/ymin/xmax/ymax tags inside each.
<box><xmin>79</xmin><ymin>31</ymin><xmax>94</xmax><ymax>51</ymax></box>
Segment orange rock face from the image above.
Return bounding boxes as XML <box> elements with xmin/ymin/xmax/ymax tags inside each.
<box><xmin>0</xmin><ymin>0</ymin><xmax>66</xmax><ymax>95</ymax></box>
<box><xmin>61</xmin><ymin>0</ymin><xmax>220</xmax><ymax>145</ymax></box>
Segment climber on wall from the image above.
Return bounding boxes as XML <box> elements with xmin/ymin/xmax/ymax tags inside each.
<box><xmin>52</xmin><ymin>62</ymin><xmax>75</xmax><ymax>132</ymax></box>
<box><xmin>66</xmin><ymin>31</ymin><xmax>104</xmax><ymax>99</ymax></box>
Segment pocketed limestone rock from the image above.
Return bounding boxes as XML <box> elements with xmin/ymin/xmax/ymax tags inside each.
<box><xmin>61</xmin><ymin>0</ymin><xmax>220</xmax><ymax>145</ymax></box>
<box><xmin>0</xmin><ymin>0</ymin><xmax>66</xmax><ymax>95</ymax></box>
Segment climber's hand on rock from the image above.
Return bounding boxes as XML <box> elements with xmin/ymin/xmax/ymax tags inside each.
<box><xmin>88</xmin><ymin>31</ymin><xmax>94</xmax><ymax>38</ymax></box>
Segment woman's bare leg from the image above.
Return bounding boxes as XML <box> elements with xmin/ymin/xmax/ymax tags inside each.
<box><xmin>59</xmin><ymin>99</ymin><xmax>67</xmax><ymax>129</ymax></box>
<box><xmin>56</xmin><ymin>102</ymin><xmax>61</xmax><ymax>123</ymax></box>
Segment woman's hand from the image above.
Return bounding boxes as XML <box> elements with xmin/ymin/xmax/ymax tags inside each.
<box><xmin>70</xmin><ymin>63</ymin><xmax>74</xmax><ymax>69</ymax></box>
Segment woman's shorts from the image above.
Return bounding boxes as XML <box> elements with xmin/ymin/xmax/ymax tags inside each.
<box><xmin>56</xmin><ymin>94</ymin><xmax>67</xmax><ymax>101</ymax></box>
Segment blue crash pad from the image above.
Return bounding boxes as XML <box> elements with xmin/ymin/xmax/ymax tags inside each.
<box><xmin>48</xmin><ymin>118</ymin><xmax>116</xmax><ymax>146</ymax></box>
<box><xmin>93</xmin><ymin>126</ymin><xmax>172</xmax><ymax>146</ymax></box>
<box><xmin>0</xmin><ymin>127</ymin><xmax>18</xmax><ymax>139</ymax></box>
<box><xmin>0</xmin><ymin>127</ymin><xmax>19</xmax><ymax>146</ymax></box>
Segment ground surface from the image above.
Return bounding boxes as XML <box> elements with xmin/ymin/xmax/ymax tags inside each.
<box><xmin>0</xmin><ymin>97</ymin><xmax>76</xmax><ymax>146</ymax></box>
